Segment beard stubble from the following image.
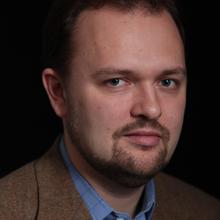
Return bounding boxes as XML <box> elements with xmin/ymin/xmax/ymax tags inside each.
<box><xmin>66</xmin><ymin>108</ymin><xmax>170</xmax><ymax>188</ymax></box>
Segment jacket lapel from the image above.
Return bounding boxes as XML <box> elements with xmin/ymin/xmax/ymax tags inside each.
<box><xmin>34</xmin><ymin>138</ymin><xmax>92</xmax><ymax>220</ymax></box>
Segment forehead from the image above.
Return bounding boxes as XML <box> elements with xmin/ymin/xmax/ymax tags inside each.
<box><xmin>71</xmin><ymin>7</ymin><xmax>185</xmax><ymax>75</ymax></box>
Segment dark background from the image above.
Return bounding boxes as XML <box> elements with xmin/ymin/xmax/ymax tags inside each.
<box><xmin>1</xmin><ymin>1</ymin><xmax>220</xmax><ymax>200</ymax></box>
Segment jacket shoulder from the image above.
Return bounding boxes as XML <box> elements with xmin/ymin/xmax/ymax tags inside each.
<box><xmin>154</xmin><ymin>172</ymin><xmax>220</xmax><ymax>220</ymax></box>
<box><xmin>0</xmin><ymin>162</ymin><xmax>38</xmax><ymax>219</ymax></box>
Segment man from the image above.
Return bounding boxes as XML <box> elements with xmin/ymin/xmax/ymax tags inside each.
<box><xmin>1</xmin><ymin>0</ymin><xmax>220</xmax><ymax>219</ymax></box>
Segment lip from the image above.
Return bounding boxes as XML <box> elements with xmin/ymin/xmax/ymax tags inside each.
<box><xmin>123</xmin><ymin>130</ymin><xmax>161</xmax><ymax>147</ymax></box>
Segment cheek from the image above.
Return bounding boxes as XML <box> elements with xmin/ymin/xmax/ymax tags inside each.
<box><xmin>85</xmin><ymin>93</ymin><xmax>131</xmax><ymax>128</ymax></box>
<box><xmin>161</xmin><ymin>98</ymin><xmax>185</xmax><ymax>142</ymax></box>
<box><xmin>89</xmin><ymin>102</ymin><xmax>127</xmax><ymax>132</ymax></box>
<box><xmin>162</xmin><ymin>94</ymin><xmax>185</xmax><ymax>125</ymax></box>
<box><xmin>162</xmin><ymin>108</ymin><xmax>185</xmax><ymax>161</ymax></box>
<box><xmin>166</xmin><ymin>107</ymin><xmax>185</xmax><ymax>135</ymax></box>
<box><xmin>88</xmin><ymin>106</ymin><xmax>126</xmax><ymax>159</ymax></box>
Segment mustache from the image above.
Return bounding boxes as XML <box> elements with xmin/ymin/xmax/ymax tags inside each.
<box><xmin>113</xmin><ymin>118</ymin><xmax>170</xmax><ymax>143</ymax></box>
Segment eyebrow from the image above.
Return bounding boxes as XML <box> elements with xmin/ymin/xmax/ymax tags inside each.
<box><xmin>92</xmin><ymin>68</ymin><xmax>133</xmax><ymax>78</ymax></box>
<box><xmin>161</xmin><ymin>67</ymin><xmax>187</xmax><ymax>77</ymax></box>
<box><xmin>92</xmin><ymin>67</ymin><xmax>187</xmax><ymax>78</ymax></box>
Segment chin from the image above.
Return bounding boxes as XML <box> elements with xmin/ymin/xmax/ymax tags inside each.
<box><xmin>87</xmin><ymin>149</ymin><xmax>168</xmax><ymax>188</ymax></box>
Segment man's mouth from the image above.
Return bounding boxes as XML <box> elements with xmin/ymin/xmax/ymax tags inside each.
<box><xmin>123</xmin><ymin>130</ymin><xmax>161</xmax><ymax>147</ymax></box>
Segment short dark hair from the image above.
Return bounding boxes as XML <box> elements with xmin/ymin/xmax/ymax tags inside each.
<box><xmin>42</xmin><ymin>0</ymin><xmax>184</xmax><ymax>77</ymax></box>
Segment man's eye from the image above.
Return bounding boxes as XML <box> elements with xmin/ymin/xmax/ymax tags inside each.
<box><xmin>160</xmin><ymin>79</ymin><xmax>177</xmax><ymax>88</ymax></box>
<box><xmin>106</xmin><ymin>78</ymin><xmax>126</xmax><ymax>87</ymax></box>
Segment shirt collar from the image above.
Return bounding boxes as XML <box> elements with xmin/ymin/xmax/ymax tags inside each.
<box><xmin>59</xmin><ymin>137</ymin><xmax>155</xmax><ymax>220</ymax></box>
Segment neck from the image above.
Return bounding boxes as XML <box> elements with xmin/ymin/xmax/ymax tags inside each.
<box><xmin>86</xmin><ymin>169</ymin><xmax>145</xmax><ymax>217</ymax></box>
<box><xmin>64</xmin><ymin>135</ymin><xmax>146</xmax><ymax>217</ymax></box>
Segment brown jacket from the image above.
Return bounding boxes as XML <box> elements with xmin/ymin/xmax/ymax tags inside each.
<box><xmin>1</xmin><ymin>140</ymin><xmax>220</xmax><ymax>220</ymax></box>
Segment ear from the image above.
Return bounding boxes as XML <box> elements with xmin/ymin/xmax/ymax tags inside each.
<box><xmin>42</xmin><ymin>68</ymin><xmax>67</xmax><ymax>118</ymax></box>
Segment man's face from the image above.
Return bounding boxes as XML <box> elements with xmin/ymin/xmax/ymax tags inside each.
<box><xmin>64</xmin><ymin>7</ymin><xmax>186</xmax><ymax>187</ymax></box>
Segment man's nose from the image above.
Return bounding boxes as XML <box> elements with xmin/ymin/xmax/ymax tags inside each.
<box><xmin>130</xmin><ymin>86</ymin><xmax>162</xmax><ymax>120</ymax></box>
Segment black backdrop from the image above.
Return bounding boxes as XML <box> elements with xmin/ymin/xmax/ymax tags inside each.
<box><xmin>1</xmin><ymin>1</ymin><xmax>220</xmax><ymax>200</ymax></box>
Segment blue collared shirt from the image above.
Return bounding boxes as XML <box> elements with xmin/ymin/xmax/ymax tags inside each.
<box><xmin>59</xmin><ymin>137</ymin><xmax>155</xmax><ymax>220</ymax></box>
